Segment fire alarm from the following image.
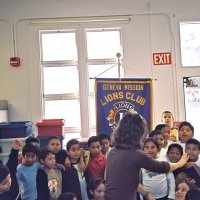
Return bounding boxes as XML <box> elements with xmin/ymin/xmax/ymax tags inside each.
<box><xmin>10</xmin><ymin>57</ymin><xmax>21</xmax><ymax>67</ymax></box>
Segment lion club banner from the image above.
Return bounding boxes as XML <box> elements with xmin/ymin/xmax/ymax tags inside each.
<box><xmin>95</xmin><ymin>78</ymin><xmax>153</xmax><ymax>136</ymax></box>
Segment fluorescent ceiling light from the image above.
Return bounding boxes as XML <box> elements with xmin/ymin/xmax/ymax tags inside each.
<box><xmin>30</xmin><ymin>16</ymin><xmax>131</xmax><ymax>25</ymax></box>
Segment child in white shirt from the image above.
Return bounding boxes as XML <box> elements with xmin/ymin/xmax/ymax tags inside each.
<box><xmin>142</xmin><ymin>138</ymin><xmax>175</xmax><ymax>200</ymax></box>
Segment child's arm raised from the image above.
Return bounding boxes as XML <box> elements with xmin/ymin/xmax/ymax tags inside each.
<box><xmin>55</xmin><ymin>163</ymin><xmax>65</xmax><ymax>171</ymax></box>
<box><xmin>12</xmin><ymin>139</ymin><xmax>23</xmax><ymax>151</ymax></box>
<box><xmin>6</xmin><ymin>139</ymin><xmax>23</xmax><ymax>173</ymax></box>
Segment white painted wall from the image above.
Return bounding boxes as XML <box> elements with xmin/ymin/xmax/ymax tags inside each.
<box><xmin>0</xmin><ymin>0</ymin><xmax>200</xmax><ymax>135</ymax></box>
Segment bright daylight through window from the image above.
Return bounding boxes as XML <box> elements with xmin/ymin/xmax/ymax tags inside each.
<box><xmin>180</xmin><ymin>21</ymin><xmax>200</xmax><ymax>67</ymax></box>
<box><xmin>40</xmin><ymin>27</ymin><xmax>123</xmax><ymax>141</ymax></box>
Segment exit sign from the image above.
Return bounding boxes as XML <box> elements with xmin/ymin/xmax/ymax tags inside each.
<box><xmin>153</xmin><ymin>52</ymin><xmax>172</xmax><ymax>65</ymax></box>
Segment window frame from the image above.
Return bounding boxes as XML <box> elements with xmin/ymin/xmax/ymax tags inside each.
<box><xmin>39</xmin><ymin>26</ymin><xmax>124</xmax><ymax>139</ymax></box>
<box><xmin>179</xmin><ymin>21</ymin><xmax>200</xmax><ymax>68</ymax></box>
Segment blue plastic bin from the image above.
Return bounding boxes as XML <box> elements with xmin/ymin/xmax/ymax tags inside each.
<box><xmin>0</xmin><ymin>121</ymin><xmax>33</xmax><ymax>139</ymax></box>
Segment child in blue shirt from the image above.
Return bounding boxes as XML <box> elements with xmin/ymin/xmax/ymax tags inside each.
<box><xmin>16</xmin><ymin>143</ymin><xmax>41</xmax><ymax>200</ymax></box>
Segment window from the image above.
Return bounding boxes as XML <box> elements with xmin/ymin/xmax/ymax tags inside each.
<box><xmin>40</xmin><ymin>27</ymin><xmax>123</xmax><ymax>140</ymax></box>
<box><xmin>180</xmin><ymin>21</ymin><xmax>200</xmax><ymax>67</ymax></box>
<box><xmin>183</xmin><ymin>77</ymin><xmax>200</xmax><ymax>141</ymax></box>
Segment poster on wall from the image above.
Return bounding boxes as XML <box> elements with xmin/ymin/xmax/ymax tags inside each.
<box><xmin>95</xmin><ymin>78</ymin><xmax>153</xmax><ymax>136</ymax></box>
<box><xmin>184</xmin><ymin>77</ymin><xmax>200</xmax><ymax>141</ymax></box>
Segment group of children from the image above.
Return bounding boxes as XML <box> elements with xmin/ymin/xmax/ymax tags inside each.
<box><xmin>0</xmin><ymin>110</ymin><xmax>199</xmax><ymax>200</ymax></box>
<box><xmin>0</xmin><ymin>133</ymin><xmax>109</xmax><ymax>200</ymax></box>
<box><xmin>140</xmin><ymin>111</ymin><xmax>200</xmax><ymax>200</ymax></box>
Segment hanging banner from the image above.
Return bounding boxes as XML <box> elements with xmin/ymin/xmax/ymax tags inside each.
<box><xmin>95</xmin><ymin>78</ymin><xmax>153</xmax><ymax>136</ymax></box>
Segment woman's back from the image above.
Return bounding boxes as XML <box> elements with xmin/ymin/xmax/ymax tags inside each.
<box><xmin>105</xmin><ymin>147</ymin><xmax>170</xmax><ymax>200</ymax></box>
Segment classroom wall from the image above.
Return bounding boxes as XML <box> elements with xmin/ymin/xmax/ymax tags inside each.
<box><xmin>0</xmin><ymin>0</ymin><xmax>200</xmax><ymax>135</ymax></box>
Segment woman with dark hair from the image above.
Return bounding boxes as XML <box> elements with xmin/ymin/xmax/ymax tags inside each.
<box><xmin>105</xmin><ymin>111</ymin><xmax>189</xmax><ymax>200</ymax></box>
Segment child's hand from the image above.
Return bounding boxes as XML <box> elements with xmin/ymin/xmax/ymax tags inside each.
<box><xmin>79</xmin><ymin>161</ymin><xmax>86</xmax><ymax>172</ymax></box>
<box><xmin>177</xmin><ymin>153</ymin><xmax>189</xmax><ymax>168</ymax></box>
<box><xmin>81</xmin><ymin>148</ymin><xmax>85</xmax><ymax>156</ymax></box>
<box><xmin>55</xmin><ymin>163</ymin><xmax>65</xmax><ymax>171</ymax></box>
<box><xmin>12</xmin><ymin>139</ymin><xmax>23</xmax><ymax>150</ymax></box>
<box><xmin>186</xmin><ymin>162</ymin><xmax>196</xmax><ymax>169</ymax></box>
<box><xmin>78</xmin><ymin>149</ymin><xmax>86</xmax><ymax>172</ymax></box>
<box><xmin>0</xmin><ymin>177</ymin><xmax>11</xmax><ymax>192</ymax></box>
<box><xmin>146</xmin><ymin>193</ymin><xmax>155</xmax><ymax>200</ymax></box>
<box><xmin>64</xmin><ymin>157</ymin><xmax>71</xmax><ymax>168</ymax></box>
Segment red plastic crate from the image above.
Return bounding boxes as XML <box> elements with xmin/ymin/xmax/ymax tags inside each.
<box><xmin>36</xmin><ymin>119</ymin><xmax>64</xmax><ymax>136</ymax></box>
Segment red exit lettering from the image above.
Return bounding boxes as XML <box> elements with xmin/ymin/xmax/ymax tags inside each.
<box><xmin>153</xmin><ymin>52</ymin><xmax>172</xmax><ymax>65</ymax></box>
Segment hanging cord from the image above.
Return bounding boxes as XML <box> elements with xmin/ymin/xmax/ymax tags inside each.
<box><xmin>89</xmin><ymin>52</ymin><xmax>121</xmax><ymax>79</ymax></box>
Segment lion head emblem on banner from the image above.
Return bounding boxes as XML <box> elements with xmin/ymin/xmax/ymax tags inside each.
<box><xmin>106</xmin><ymin>101</ymin><xmax>135</xmax><ymax>130</ymax></box>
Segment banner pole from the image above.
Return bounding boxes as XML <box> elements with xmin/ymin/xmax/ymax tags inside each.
<box><xmin>116</xmin><ymin>53</ymin><xmax>121</xmax><ymax>81</ymax></box>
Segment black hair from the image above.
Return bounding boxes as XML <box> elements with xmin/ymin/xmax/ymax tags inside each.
<box><xmin>57</xmin><ymin>192</ymin><xmax>77</xmax><ymax>200</ymax></box>
<box><xmin>112</xmin><ymin>111</ymin><xmax>146</xmax><ymax>149</ymax></box>
<box><xmin>148</xmin><ymin>129</ymin><xmax>163</xmax><ymax>137</ymax></box>
<box><xmin>67</xmin><ymin>139</ymin><xmax>80</xmax><ymax>151</ymax></box>
<box><xmin>22</xmin><ymin>143</ymin><xmax>40</xmax><ymax>157</ymax></box>
<box><xmin>89</xmin><ymin>178</ymin><xmax>105</xmax><ymax>191</ymax></box>
<box><xmin>179</xmin><ymin>121</ymin><xmax>194</xmax><ymax>134</ymax></box>
<box><xmin>47</xmin><ymin>136</ymin><xmax>61</xmax><ymax>143</ymax></box>
<box><xmin>25</xmin><ymin>136</ymin><xmax>40</xmax><ymax>145</ymax></box>
<box><xmin>88</xmin><ymin>178</ymin><xmax>105</xmax><ymax>198</ymax></box>
<box><xmin>38</xmin><ymin>149</ymin><xmax>55</xmax><ymax>161</ymax></box>
<box><xmin>143</xmin><ymin>137</ymin><xmax>160</xmax><ymax>150</ymax></box>
<box><xmin>88</xmin><ymin>136</ymin><xmax>101</xmax><ymax>147</ymax></box>
<box><xmin>98</xmin><ymin>132</ymin><xmax>111</xmax><ymax>141</ymax></box>
<box><xmin>0</xmin><ymin>164</ymin><xmax>10</xmax><ymax>183</ymax></box>
<box><xmin>186</xmin><ymin>138</ymin><xmax>200</xmax><ymax>150</ymax></box>
<box><xmin>155</xmin><ymin>124</ymin><xmax>170</xmax><ymax>132</ymax></box>
<box><xmin>167</xmin><ymin>143</ymin><xmax>183</xmax><ymax>155</ymax></box>
<box><xmin>185</xmin><ymin>188</ymin><xmax>200</xmax><ymax>200</ymax></box>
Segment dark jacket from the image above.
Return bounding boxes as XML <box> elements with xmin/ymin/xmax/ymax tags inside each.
<box><xmin>0</xmin><ymin>148</ymin><xmax>19</xmax><ymax>200</ymax></box>
<box><xmin>36</xmin><ymin>168</ymin><xmax>67</xmax><ymax>200</ymax></box>
<box><xmin>64</xmin><ymin>163</ymin><xmax>89</xmax><ymax>200</ymax></box>
<box><xmin>174</xmin><ymin>166</ymin><xmax>200</xmax><ymax>187</ymax></box>
<box><xmin>55</xmin><ymin>150</ymin><xmax>68</xmax><ymax>165</ymax></box>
